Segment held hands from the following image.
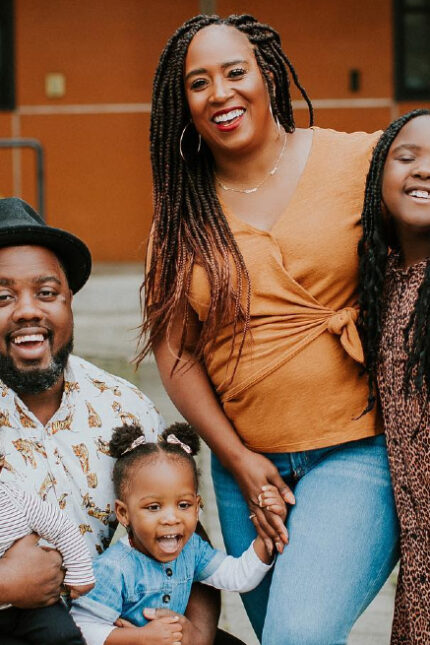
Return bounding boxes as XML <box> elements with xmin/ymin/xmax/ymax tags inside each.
<box><xmin>253</xmin><ymin>485</ymin><xmax>288</xmax><ymax>562</ymax></box>
<box><xmin>258</xmin><ymin>484</ymin><xmax>288</xmax><ymax>520</ymax></box>
<box><xmin>229</xmin><ymin>450</ymin><xmax>294</xmax><ymax>555</ymax></box>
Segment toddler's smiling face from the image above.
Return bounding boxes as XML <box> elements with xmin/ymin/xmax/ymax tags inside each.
<box><xmin>115</xmin><ymin>455</ymin><xmax>200</xmax><ymax>562</ymax></box>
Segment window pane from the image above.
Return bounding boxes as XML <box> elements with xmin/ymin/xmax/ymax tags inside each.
<box><xmin>404</xmin><ymin>13</ymin><xmax>430</xmax><ymax>91</ymax></box>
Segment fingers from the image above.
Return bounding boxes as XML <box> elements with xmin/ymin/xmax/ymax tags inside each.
<box><xmin>253</xmin><ymin>506</ymin><xmax>285</xmax><ymax>551</ymax></box>
<box><xmin>114</xmin><ymin>617</ymin><xmax>136</xmax><ymax>628</ymax></box>
<box><xmin>266</xmin><ymin>473</ymin><xmax>296</xmax><ymax>505</ymax></box>
<box><xmin>248</xmin><ymin>512</ymin><xmax>274</xmax><ymax>556</ymax></box>
<box><xmin>258</xmin><ymin>488</ymin><xmax>285</xmax><ymax>514</ymax></box>
<box><xmin>251</xmin><ymin>502</ymin><xmax>289</xmax><ymax>552</ymax></box>
<box><xmin>171</xmin><ymin>630</ymin><xmax>183</xmax><ymax>643</ymax></box>
<box><xmin>279</xmin><ymin>484</ymin><xmax>296</xmax><ymax>505</ymax></box>
<box><xmin>265</xmin><ymin>511</ymin><xmax>289</xmax><ymax>549</ymax></box>
<box><xmin>159</xmin><ymin>615</ymin><xmax>182</xmax><ymax>625</ymax></box>
<box><xmin>159</xmin><ymin>616</ymin><xmax>182</xmax><ymax>642</ymax></box>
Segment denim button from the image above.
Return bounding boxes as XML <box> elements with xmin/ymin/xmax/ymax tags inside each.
<box><xmin>166</xmin><ymin>568</ymin><xmax>173</xmax><ymax>577</ymax></box>
<box><xmin>163</xmin><ymin>594</ymin><xmax>170</xmax><ymax>603</ymax></box>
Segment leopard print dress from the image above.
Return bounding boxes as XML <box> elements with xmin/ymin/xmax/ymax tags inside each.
<box><xmin>377</xmin><ymin>254</ymin><xmax>430</xmax><ymax>644</ymax></box>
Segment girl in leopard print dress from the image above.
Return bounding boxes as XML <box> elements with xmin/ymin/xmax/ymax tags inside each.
<box><xmin>359</xmin><ymin>108</ymin><xmax>430</xmax><ymax>644</ymax></box>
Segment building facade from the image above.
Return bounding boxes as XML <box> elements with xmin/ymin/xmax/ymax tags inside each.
<box><xmin>0</xmin><ymin>0</ymin><xmax>429</xmax><ymax>261</ymax></box>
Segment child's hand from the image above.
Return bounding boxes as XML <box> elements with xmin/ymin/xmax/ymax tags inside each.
<box><xmin>139</xmin><ymin>615</ymin><xmax>183</xmax><ymax>644</ymax></box>
<box><xmin>251</xmin><ymin>484</ymin><xmax>288</xmax><ymax>555</ymax></box>
<box><xmin>65</xmin><ymin>582</ymin><xmax>95</xmax><ymax>599</ymax></box>
<box><xmin>253</xmin><ymin>536</ymin><xmax>275</xmax><ymax>564</ymax></box>
<box><xmin>258</xmin><ymin>484</ymin><xmax>287</xmax><ymax>522</ymax></box>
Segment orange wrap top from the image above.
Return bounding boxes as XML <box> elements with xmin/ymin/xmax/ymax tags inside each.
<box><xmin>187</xmin><ymin>128</ymin><xmax>383</xmax><ymax>453</ymax></box>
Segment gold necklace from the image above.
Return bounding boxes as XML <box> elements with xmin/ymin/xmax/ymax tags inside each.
<box><xmin>215</xmin><ymin>130</ymin><xmax>287</xmax><ymax>194</ymax></box>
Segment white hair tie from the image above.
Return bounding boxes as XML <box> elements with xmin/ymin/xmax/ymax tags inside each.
<box><xmin>166</xmin><ymin>434</ymin><xmax>192</xmax><ymax>454</ymax></box>
<box><xmin>121</xmin><ymin>435</ymin><xmax>146</xmax><ymax>456</ymax></box>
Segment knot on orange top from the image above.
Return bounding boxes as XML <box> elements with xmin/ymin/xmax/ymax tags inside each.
<box><xmin>327</xmin><ymin>307</ymin><xmax>364</xmax><ymax>364</ymax></box>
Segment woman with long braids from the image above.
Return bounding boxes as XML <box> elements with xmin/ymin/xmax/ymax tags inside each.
<box><xmin>141</xmin><ymin>14</ymin><xmax>399</xmax><ymax>644</ymax></box>
<box><xmin>359</xmin><ymin>109</ymin><xmax>430</xmax><ymax>644</ymax></box>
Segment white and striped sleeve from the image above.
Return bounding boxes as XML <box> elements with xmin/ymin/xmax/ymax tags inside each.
<box><xmin>3</xmin><ymin>483</ymin><xmax>94</xmax><ymax>587</ymax></box>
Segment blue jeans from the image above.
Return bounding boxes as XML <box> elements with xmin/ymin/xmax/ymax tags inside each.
<box><xmin>212</xmin><ymin>434</ymin><xmax>399</xmax><ymax>645</ymax></box>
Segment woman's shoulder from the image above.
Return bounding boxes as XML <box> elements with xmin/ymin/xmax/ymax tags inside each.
<box><xmin>311</xmin><ymin>125</ymin><xmax>381</xmax><ymax>148</ymax></box>
<box><xmin>307</xmin><ymin>126</ymin><xmax>381</xmax><ymax>171</ymax></box>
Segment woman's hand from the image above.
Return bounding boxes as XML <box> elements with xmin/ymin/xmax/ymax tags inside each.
<box><xmin>228</xmin><ymin>450</ymin><xmax>295</xmax><ymax>554</ymax></box>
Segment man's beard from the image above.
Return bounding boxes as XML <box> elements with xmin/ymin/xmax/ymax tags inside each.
<box><xmin>0</xmin><ymin>338</ymin><xmax>73</xmax><ymax>395</ymax></box>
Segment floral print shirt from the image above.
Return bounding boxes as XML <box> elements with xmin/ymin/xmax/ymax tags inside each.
<box><xmin>0</xmin><ymin>355</ymin><xmax>163</xmax><ymax>556</ymax></box>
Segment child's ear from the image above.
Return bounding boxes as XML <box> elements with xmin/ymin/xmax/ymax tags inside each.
<box><xmin>115</xmin><ymin>499</ymin><xmax>129</xmax><ymax>529</ymax></box>
<box><xmin>196</xmin><ymin>494</ymin><xmax>202</xmax><ymax>514</ymax></box>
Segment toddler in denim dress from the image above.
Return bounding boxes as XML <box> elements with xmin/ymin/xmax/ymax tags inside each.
<box><xmin>72</xmin><ymin>422</ymin><xmax>283</xmax><ymax>645</ymax></box>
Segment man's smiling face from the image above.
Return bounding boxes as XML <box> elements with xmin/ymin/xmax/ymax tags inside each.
<box><xmin>0</xmin><ymin>245</ymin><xmax>73</xmax><ymax>393</ymax></box>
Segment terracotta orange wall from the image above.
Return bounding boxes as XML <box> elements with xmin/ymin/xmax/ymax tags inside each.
<box><xmin>219</xmin><ymin>0</ymin><xmax>394</xmax><ymax>132</ymax></box>
<box><xmin>219</xmin><ymin>1</ymin><xmax>430</xmax><ymax>131</ymax></box>
<box><xmin>1</xmin><ymin>0</ymin><xmax>429</xmax><ymax>260</ymax></box>
<box><xmin>219</xmin><ymin>0</ymin><xmax>392</xmax><ymax>97</ymax></box>
<box><xmin>2</xmin><ymin>0</ymin><xmax>200</xmax><ymax>261</ymax></box>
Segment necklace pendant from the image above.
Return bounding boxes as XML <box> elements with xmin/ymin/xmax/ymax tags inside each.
<box><xmin>244</xmin><ymin>187</ymin><xmax>258</xmax><ymax>194</ymax></box>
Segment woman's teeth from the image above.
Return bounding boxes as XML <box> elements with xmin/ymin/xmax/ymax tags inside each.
<box><xmin>213</xmin><ymin>109</ymin><xmax>245</xmax><ymax>124</ymax></box>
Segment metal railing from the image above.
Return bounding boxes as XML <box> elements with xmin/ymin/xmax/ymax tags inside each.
<box><xmin>0</xmin><ymin>138</ymin><xmax>45</xmax><ymax>219</ymax></box>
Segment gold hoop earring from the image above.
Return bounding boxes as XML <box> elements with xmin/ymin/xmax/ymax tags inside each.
<box><xmin>180</xmin><ymin>121</ymin><xmax>202</xmax><ymax>162</ymax></box>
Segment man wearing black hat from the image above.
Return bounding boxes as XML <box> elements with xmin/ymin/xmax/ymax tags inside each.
<box><xmin>0</xmin><ymin>199</ymin><xmax>226</xmax><ymax>645</ymax></box>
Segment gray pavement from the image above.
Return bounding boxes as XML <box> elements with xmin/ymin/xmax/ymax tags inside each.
<box><xmin>73</xmin><ymin>264</ymin><xmax>396</xmax><ymax>645</ymax></box>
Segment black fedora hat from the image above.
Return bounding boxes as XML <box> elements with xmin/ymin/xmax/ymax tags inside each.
<box><xmin>0</xmin><ymin>197</ymin><xmax>91</xmax><ymax>293</ymax></box>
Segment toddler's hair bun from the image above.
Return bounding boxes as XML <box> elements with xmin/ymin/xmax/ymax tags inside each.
<box><xmin>109</xmin><ymin>424</ymin><xmax>145</xmax><ymax>458</ymax></box>
<box><xmin>161</xmin><ymin>422</ymin><xmax>200</xmax><ymax>456</ymax></box>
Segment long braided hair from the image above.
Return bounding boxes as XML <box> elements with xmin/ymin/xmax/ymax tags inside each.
<box><xmin>137</xmin><ymin>14</ymin><xmax>313</xmax><ymax>371</ymax></box>
<box><xmin>358</xmin><ymin>108</ymin><xmax>430</xmax><ymax>410</ymax></box>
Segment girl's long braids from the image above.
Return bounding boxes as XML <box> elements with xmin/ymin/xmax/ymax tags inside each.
<box><xmin>137</xmin><ymin>14</ymin><xmax>313</xmax><ymax>373</ymax></box>
<box><xmin>358</xmin><ymin>108</ymin><xmax>430</xmax><ymax>411</ymax></box>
